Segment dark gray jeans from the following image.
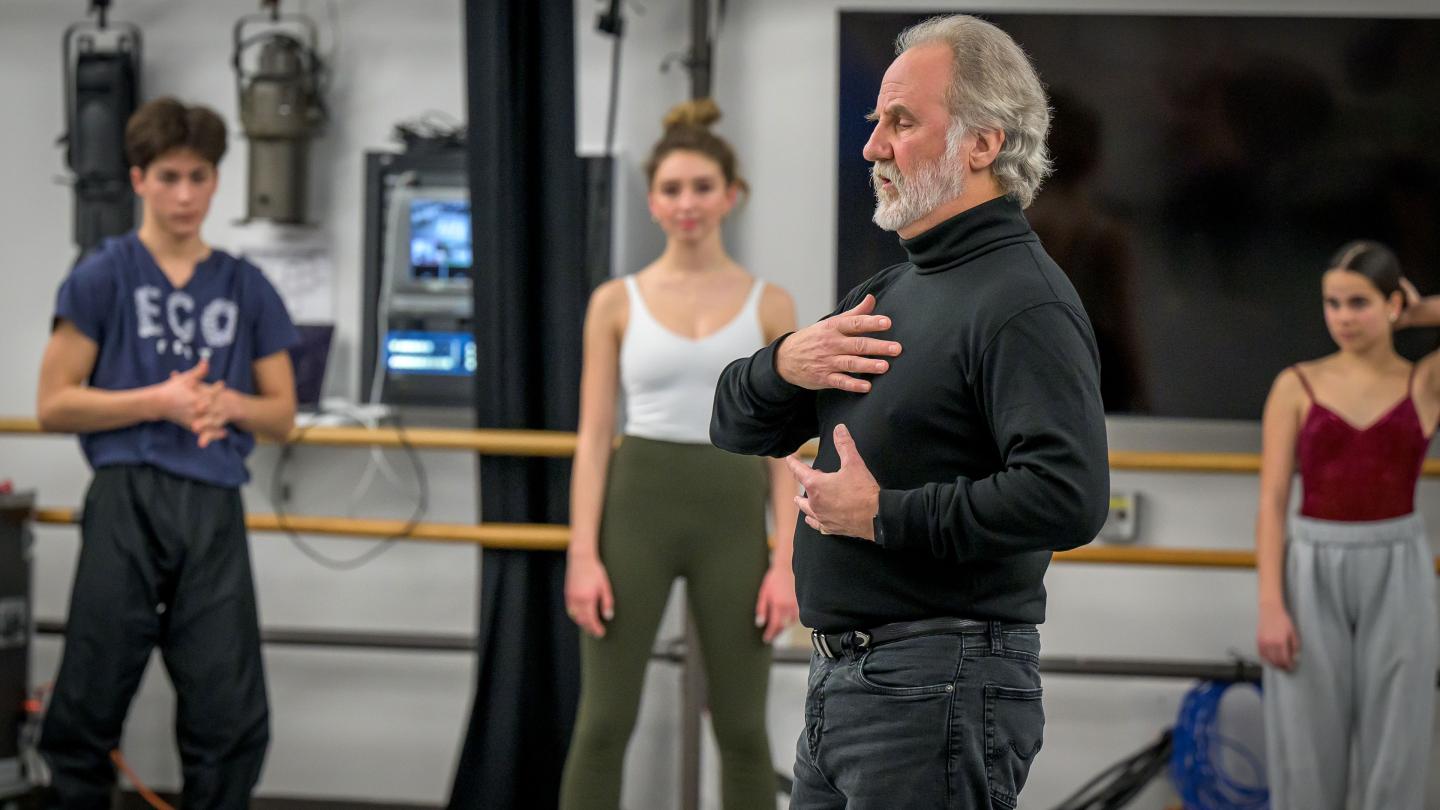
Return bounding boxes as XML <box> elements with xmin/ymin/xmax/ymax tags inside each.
<box><xmin>791</xmin><ymin>622</ymin><xmax>1044</xmax><ymax>809</ymax></box>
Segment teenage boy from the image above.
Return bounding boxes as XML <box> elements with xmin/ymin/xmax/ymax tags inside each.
<box><xmin>36</xmin><ymin>97</ymin><xmax>298</xmax><ymax>809</ymax></box>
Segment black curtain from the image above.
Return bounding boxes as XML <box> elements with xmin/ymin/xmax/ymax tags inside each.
<box><xmin>450</xmin><ymin>1</ymin><xmax>586</xmax><ymax>808</ymax></box>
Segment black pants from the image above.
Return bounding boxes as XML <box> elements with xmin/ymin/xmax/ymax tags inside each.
<box><xmin>39</xmin><ymin>465</ymin><xmax>269</xmax><ymax>809</ymax></box>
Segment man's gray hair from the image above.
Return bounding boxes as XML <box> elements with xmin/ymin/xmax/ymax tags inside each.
<box><xmin>896</xmin><ymin>14</ymin><xmax>1052</xmax><ymax>208</ymax></box>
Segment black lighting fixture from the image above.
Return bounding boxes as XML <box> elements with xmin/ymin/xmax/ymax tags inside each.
<box><xmin>60</xmin><ymin>0</ymin><xmax>141</xmax><ymax>255</ymax></box>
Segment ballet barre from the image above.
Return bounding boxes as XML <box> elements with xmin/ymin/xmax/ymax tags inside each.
<box><xmin>4</xmin><ymin>417</ymin><xmax>1439</xmax><ymax>475</ymax></box>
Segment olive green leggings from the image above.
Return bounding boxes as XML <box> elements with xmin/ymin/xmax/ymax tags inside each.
<box><xmin>560</xmin><ymin>436</ymin><xmax>775</xmax><ymax>810</ymax></box>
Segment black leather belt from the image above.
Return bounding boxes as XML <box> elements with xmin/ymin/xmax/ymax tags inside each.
<box><xmin>811</xmin><ymin>617</ymin><xmax>989</xmax><ymax>659</ymax></box>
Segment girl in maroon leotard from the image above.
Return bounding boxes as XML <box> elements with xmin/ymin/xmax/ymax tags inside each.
<box><xmin>1255</xmin><ymin>240</ymin><xmax>1440</xmax><ymax>810</ymax></box>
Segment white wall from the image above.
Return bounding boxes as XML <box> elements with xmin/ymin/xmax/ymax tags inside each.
<box><xmin>577</xmin><ymin>1</ymin><xmax>1440</xmax><ymax>808</ymax></box>
<box><xmin>1</xmin><ymin>0</ymin><xmax>477</xmax><ymax>803</ymax></box>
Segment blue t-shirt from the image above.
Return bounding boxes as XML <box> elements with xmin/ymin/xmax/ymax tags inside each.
<box><xmin>53</xmin><ymin>232</ymin><xmax>299</xmax><ymax>488</ymax></box>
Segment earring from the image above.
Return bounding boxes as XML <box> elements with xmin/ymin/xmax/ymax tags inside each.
<box><xmin>1389</xmin><ymin>313</ymin><xmax>1398</xmax><ymax>323</ymax></box>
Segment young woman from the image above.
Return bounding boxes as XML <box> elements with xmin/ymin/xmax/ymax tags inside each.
<box><xmin>1255</xmin><ymin>240</ymin><xmax>1440</xmax><ymax>810</ymax></box>
<box><xmin>559</xmin><ymin>99</ymin><xmax>799</xmax><ymax>810</ymax></box>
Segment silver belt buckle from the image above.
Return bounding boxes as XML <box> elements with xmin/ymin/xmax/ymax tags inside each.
<box><xmin>811</xmin><ymin>629</ymin><xmax>836</xmax><ymax>659</ymax></box>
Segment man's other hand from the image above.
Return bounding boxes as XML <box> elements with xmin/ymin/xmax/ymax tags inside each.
<box><xmin>786</xmin><ymin>424</ymin><xmax>881</xmax><ymax>540</ymax></box>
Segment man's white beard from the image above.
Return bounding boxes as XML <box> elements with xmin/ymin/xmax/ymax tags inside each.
<box><xmin>871</xmin><ymin>145</ymin><xmax>966</xmax><ymax>233</ymax></box>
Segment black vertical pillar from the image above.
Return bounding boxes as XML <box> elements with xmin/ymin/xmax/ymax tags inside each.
<box><xmin>690</xmin><ymin>0</ymin><xmax>712</xmax><ymax>98</ymax></box>
<box><xmin>450</xmin><ymin>1</ymin><xmax>586</xmax><ymax>808</ymax></box>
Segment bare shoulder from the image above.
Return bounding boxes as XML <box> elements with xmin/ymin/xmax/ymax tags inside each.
<box><xmin>590</xmin><ymin>276</ymin><xmax>629</xmax><ymax>310</ymax></box>
<box><xmin>755</xmin><ymin>278</ymin><xmax>796</xmax><ymax>339</ymax></box>
<box><xmin>1287</xmin><ymin>354</ymin><xmax>1341</xmax><ymax>392</ymax></box>
<box><xmin>1267</xmin><ymin>364</ymin><xmax>1309</xmax><ymax>411</ymax></box>
<box><xmin>759</xmin><ymin>281</ymin><xmax>796</xmax><ymax>316</ymax></box>
<box><xmin>586</xmin><ymin>277</ymin><xmax>629</xmax><ymax>334</ymax></box>
<box><xmin>1255</xmin><ymin>369</ymin><xmax>1310</xmax><ymax>443</ymax></box>
<box><xmin>1273</xmin><ymin>365</ymin><xmax>1299</xmax><ymax>388</ymax></box>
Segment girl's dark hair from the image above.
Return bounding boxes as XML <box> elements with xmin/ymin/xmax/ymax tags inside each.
<box><xmin>1329</xmin><ymin>239</ymin><xmax>1404</xmax><ymax>306</ymax></box>
<box><xmin>124</xmin><ymin>97</ymin><xmax>228</xmax><ymax>171</ymax></box>
<box><xmin>644</xmin><ymin>98</ymin><xmax>747</xmax><ymax>194</ymax></box>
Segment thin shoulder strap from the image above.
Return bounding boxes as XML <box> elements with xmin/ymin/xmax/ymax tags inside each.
<box><xmin>1291</xmin><ymin>365</ymin><xmax>1315</xmax><ymax>399</ymax></box>
<box><xmin>622</xmin><ymin>274</ymin><xmax>648</xmax><ymax>321</ymax></box>
<box><xmin>744</xmin><ymin>279</ymin><xmax>766</xmax><ymax>313</ymax></box>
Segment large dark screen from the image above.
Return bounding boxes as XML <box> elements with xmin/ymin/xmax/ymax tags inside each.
<box><xmin>838</xmin><ymin>12</ymin><xmax>1440</xmax><ymax>419</ymax></box>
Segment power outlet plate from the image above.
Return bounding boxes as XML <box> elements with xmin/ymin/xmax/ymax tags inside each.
<box><xmin>1098</xmin><ymin>490</ymin><xmax>1140</xmax><ymax>543</ymax></box>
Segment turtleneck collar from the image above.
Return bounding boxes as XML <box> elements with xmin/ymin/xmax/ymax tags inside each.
<box><xmin>898</xmin><ymin>195</ymin><xmax>1036</xmax><ymax>274</ymax></box>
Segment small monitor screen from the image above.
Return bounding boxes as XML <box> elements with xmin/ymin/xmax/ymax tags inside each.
<box><xmin>409</xmin><ymin>198</ymin><xmax>472</xmax><ymax>282</ymax></box>
<box><xmin>384</xmin><ymin>330</ymin><xmax>477</xmax><ymax>377</ymax></box>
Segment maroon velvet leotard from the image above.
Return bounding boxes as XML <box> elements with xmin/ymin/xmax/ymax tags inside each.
<box><xmin>1293</xmin><ymin>365</ymin><xmax>1432</xmax><ymax>521</ymax></box>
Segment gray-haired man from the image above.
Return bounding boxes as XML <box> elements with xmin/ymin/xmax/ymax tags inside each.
<box><xmin>711</xmin><ymin>14</ymin><xmax>1109</xmax><ymax>808</ymax></box>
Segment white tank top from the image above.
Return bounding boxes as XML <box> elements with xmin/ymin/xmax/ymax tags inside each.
<box><xmin>620</xmin><ymin>274</ymin><xmax>768</xmax><ymax>444</ymax></box>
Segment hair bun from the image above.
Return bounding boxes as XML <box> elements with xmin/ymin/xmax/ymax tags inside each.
<box><xmin>662</xmin><ymin>98</ymin><xmax>722</xmax><ymax>132</ymax></box>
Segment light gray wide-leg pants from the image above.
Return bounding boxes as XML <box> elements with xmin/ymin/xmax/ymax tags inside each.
<box><xmin>1263</xmin><ymin>513</ymin><xmax>1438</xmax><ymax>810</ymax></box>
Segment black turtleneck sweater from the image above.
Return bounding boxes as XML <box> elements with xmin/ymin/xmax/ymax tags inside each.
<box><xmin>711</xmin><ymin>196</ymin><xmax>1110</xmax><ymax>631</ymax></box>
